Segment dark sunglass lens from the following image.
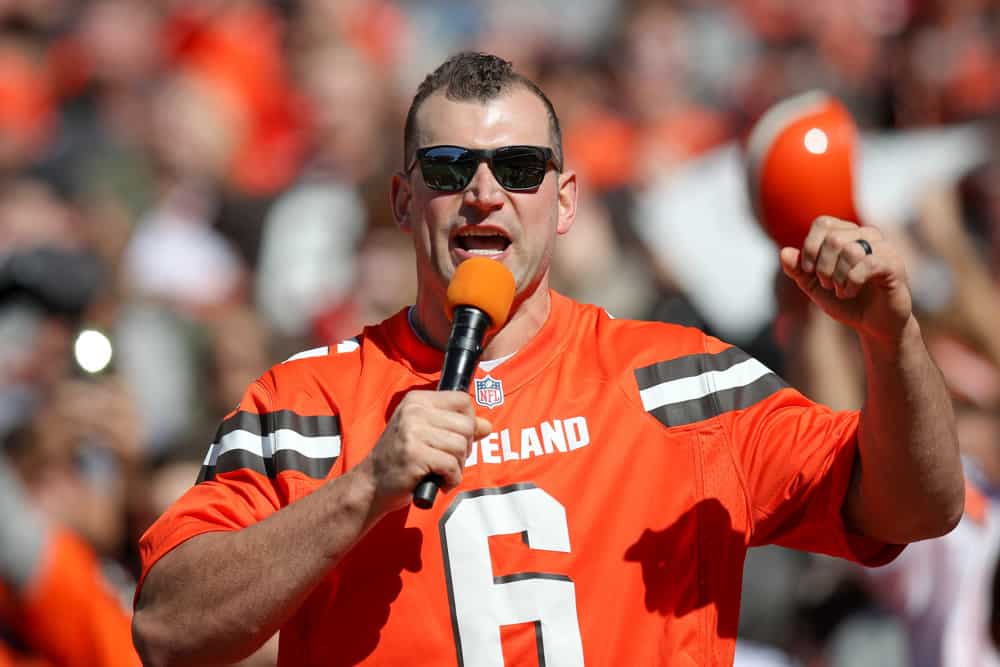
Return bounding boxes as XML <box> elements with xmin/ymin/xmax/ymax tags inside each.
<box><xmin>493</xmin><ymin>148</ymin><xmax>547</xmax><ymax>190</ymax></box>
<box><xmin>419</xmin><ymin>147</ymin><xmax>475</xmax><ymax>191</ymax></box>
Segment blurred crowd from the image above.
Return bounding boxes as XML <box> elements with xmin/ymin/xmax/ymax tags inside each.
<box><xmin>1</xmin><ymin>0</ymin><xmax>999</xmax><ymax>665</ymax></box>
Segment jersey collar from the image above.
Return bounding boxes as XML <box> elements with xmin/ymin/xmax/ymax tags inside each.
<box><xmin>379</xmin><ymin>289</ymin><xmax>575</xmax><ymax>395</ymax></box>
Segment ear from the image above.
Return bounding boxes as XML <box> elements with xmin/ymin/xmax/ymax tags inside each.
<box><xmin>391</xmin><ymin>171</ymin><xmax>413</xmax><ymax>232</ymax></box>
<box><xmin>556</xmin><ymin>169</ymin><xmax>578</xmax><ymax>236</ymax></box>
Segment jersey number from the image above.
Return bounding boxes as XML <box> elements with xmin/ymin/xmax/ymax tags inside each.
<box><xmin>439</xmin><ymin>483</ymin><xmax>585</xmax><ymax>667</ymax></box>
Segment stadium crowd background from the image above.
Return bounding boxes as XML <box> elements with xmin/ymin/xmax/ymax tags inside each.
<box><xmin>1</xmin><ymin>0</ymin><xmax>999</xmax><ymax>665</ymax></box>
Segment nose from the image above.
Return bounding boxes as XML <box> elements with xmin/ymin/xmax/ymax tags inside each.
<box><xmin>462</xmin><ymin>161</ymin><xmax>504</xmax><ymax>213</ymax></box>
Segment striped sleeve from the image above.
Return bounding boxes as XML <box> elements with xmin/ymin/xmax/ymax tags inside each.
<box><xmin>634</xmin><ymin>341</ymin><xmax>900</xmax><ymax>565</ymax></box>
<box><xmin>634</xmin><ymin>346</ymin><xmax>788</xmax><ymax>428</ymax></box>
<box><xmin>137</xmin><ymin>376</ymin><xmax>343</xmax><ymax>600</ymax></box>
<box><xmin>197</xmin><ymin>409</ymin><xmax>341</xmax><ymax>483</ymax></box>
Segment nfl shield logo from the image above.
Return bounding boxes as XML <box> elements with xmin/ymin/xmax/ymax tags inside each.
<box><xmin>474</xmin><ymin>375</ymin><xmax>504</xmax><ymax>409</ymax></box>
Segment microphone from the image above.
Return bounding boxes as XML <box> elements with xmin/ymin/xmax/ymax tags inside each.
<box><xmin>413</xmin><ymin>257</ymin><xmax>516</xmax><ymax>509</ymax></box>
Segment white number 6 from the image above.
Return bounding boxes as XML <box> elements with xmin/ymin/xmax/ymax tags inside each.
<box><xmin>440</xmin><ymin>483</ymin><xmax>585</xmax><ymax>666</ymax></box>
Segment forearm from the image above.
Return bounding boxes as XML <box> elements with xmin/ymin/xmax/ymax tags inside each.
<box><xmin>133</xmin><ymin>465</ymin><xmax>380</xmax><ymax>667</ymax></box>
<box><xmin>844</xmin><ymin>316</ymin><xmax>964</xmax><ymax>543</ymax></box>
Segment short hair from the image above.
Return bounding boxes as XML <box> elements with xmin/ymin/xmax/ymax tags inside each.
<box><xmin>403</xmin><ymin>52</ymin><xmax>563</xmax><ymax>170</ymax></box>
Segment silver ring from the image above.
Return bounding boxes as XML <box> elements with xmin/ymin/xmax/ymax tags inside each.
<box><xmin>856</xmin><ymin>239</ymin><xmax>873</xmax><ymax>256</ymax></box>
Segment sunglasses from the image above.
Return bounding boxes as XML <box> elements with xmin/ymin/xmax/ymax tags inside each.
<box><xmin>406</xmin><ymin>145</ymin><xmax>561</xmax><ymax>192</ymax></box>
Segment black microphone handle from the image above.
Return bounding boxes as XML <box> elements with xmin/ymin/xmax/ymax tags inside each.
<box><xmin>413</xmin><ymin>306</ymin><xmax>492</xmax><ymax>509</ymax></box>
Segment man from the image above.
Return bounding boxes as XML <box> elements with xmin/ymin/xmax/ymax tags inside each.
<box><xmin>0</xmin><ymin>453</ymin><xmax>139</xmax><ymax>667</ymax></box>
<box><xmin>132</xmin><ymin>52</ymin><xmax>963</xmax><ymax>666</ymax></box>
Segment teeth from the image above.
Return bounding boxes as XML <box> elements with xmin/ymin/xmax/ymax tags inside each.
<box><xmin>457</xmin><ymin>229</ymin><xmax>507</xmax><ymax>238</ymax></box>
<box><xmin>454</xmin><ymin>227</ymin><xmax>510</xmax><ymax>255</ymax></box>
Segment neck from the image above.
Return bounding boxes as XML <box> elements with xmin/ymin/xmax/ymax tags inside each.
<box><xmin>412</xmin><ymin>276</ymin><xmax>552</xmax><ymax>361</ymax></box>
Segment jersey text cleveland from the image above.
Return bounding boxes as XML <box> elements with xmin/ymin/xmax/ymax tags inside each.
<box><xmin>464</xmin><ymin>416</ymin><xmax>590</xmax><ymax>467</ymax></box>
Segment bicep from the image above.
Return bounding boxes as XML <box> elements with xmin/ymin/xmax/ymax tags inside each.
<box><xmin>135</xmin><ymin>530</ymin><xmax>224</xmax><ymax>610</ymax></box>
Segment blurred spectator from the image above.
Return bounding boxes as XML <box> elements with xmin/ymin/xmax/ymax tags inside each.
<box><xmin>0</xmin><ymin>253</ymin><xmax>141</xmax><ymax>665</ymax></box>
<box><xmin>892</xmin><ymin>121</ymin><xmax>1000</xmax><ymax>412</ymax></box>
<box><xmin>0</xmin><ymin>178</ymin><xmax>103</xmax><ymax>434</ymax></box>
<box><xmin>255</xmin><ymin>43</ymin><xmax>390</xmax><ymax>339</ymax></box>
<box><xmin>0</xmin><ymin>453</ymin><xmax>139</xmax><ymax>667</ymax></box>
<box><xmin>550</xmin><ymin>190</ymin><xmax>659</xmax><ymax>319</ymax></box>
<box><xmin>0</xmin><ymin>176</ymin><xmax>81</xmax><ymax>256</ymax></box>
<box><xmin>205</xmin><ymin>305</ymin><xmax>273</xmax><ymax>413</ymax></box>
<box><xmin>121</xmin><ymin>181</ymin><xmax>245</xmax><ymax>314</ymax></box>
<box><xmin>0</xmin><ymin>37</ymin><xmax>56</xmax><ymax>173</ymax></box>
<box><xmin>619</xmin><ymin>2</ymin><xmax>733</xmax><ymax>180</ymax></box>
<box><xmin>536</xmin><ymin>55</ymin><xmax>639</xmax><ymax>194</ymax></box>
<box><xmin>6</xmin><ymin>378</ymin><xmax>141</xmax><ymax>563</ymax></box>
<box><xmin>37</xmin><ymin>0</ymin><xmax>161</xmax><ymax>202</ymax></box>
<box><xmin>292</xmin><ymin>43</ymin><xmax>394</xmax><ymax>184</ymax></box>
<box><xmin>893</xmin><ymin>3</ymin><xmax>1000</xmax><ymax>127</ymax></box>
<box><xmin>163</xmin><ymin>0</ymin><xmax>307</xmax><ymax>197</ymax></box>
<box><xmin>256</xmin><ymin>180</ymin><xmax>367</xmax><ymax>338</ymax></box>
<box><xmin>291</xmin><ymin>0</ymin><xmax>408</xmax><ymax>70</ymax></box>
<box><xmin>310</xmin><ymin>225</ymin><xmax>417</xmax><ymax>346</ymax></box>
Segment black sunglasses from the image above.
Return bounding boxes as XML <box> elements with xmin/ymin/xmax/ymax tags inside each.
<box><xmin>406</xmin><ymin>145</ymin><xmax>561</xmax><ymax>192</ymax></box>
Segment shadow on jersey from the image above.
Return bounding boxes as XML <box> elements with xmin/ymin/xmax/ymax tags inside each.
<box><xmin>625</xmin><ymin>498</ymin><xmax>743</xmax><ymax>641</ymax></box>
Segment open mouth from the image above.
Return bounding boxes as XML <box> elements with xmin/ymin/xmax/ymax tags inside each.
<box><xmin>453</xmin><ymin>228</ymin><xmax>511</xmax><ymax>256</ymax></box>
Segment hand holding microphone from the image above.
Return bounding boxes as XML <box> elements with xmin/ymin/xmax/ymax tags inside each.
<box><xmin>413</xmin><ymin>257</ymin><xmax>516</xmax><ymax>509</ymax></box>
<box><xmin>358</xmin><ymin>258</ymin><xmax>516</xmax><ymax>518</ymax></box>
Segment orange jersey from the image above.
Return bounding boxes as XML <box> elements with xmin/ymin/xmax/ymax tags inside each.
<box><xmin>138</xmin><ymin>291</ymin><xmax>902</xmax><ymax>666</ymax></box>
<box><xmin>1</xmin><ymin>529</ymin><xmax>139</xmax><ymax>667</ymax></box>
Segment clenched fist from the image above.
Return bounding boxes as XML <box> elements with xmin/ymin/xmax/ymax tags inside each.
<box><xmin>780</xmin><ymin>216</ymin><xmax>913</xmax><ymax>346</ymax></box>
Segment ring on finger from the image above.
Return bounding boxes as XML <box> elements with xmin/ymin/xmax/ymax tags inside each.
<box><xmin>856</xmin><ymin>239</ymin><xmax>873</xmax><ymax>256</ymax></box>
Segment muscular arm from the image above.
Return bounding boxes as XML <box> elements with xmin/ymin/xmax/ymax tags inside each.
<box><xmin>845</xmin><ymin>316</ymin><xmax>963</xmax><ymax>543</ymax></box>
<box><xmin>132</xmin><ymin>465</ymin><xmax>379</xmax><ymax>666</ymax></box>
<box><xmin>132</xmin><ymin>391</ymin><xmax>491</xmax><ymax>667</ymax></box>
<box><xmin>781</xmin><ymin>217</ymin><xmax>964</xmax><ymax>546</ymax></box>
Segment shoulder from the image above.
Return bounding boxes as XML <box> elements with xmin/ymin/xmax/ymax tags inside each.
<box><xmin>271</xmin><ymin>335</ymin><xmax>363</xmax><ymax>377</ymax></box>
<box><xmin>281</xmin><ymin>337</ymin><xmax>363</xmax><ymax>366</ymax></box>
<box><xmin>563</xmin><ymin>298</ymin><xmax>786</xmax><ymax>427</ymax></box>
<box><xmin>566</xmin><ymin>299</ymin><xmax>724</xmax><ymax>373</ymax></box>
<box><xmin>260</xmin><ymin>321</ymin><xmax>394</xmax><ymax>403</ymax></box>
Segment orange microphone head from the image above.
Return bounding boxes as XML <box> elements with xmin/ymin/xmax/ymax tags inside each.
<box><xmin>746</xmin><ymin>91</ymin><xmax>861</xmax><ymax>249</ymax></box>
<box><xmin>446</xmin><ymin>257</ymin><xmax>517</xmax><ymax>330</ymax></box>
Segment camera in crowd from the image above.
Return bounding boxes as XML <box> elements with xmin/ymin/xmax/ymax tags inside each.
<box><xmin>0</xmin><ymin>245</ymin><xmax>112</xmax><ymax>376</ymax></box>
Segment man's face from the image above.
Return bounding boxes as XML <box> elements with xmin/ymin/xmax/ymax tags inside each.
<box><xmin>395</xmin><ymin>86</ymin><xmax>576</xmax><ymax>301</ymax></box>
